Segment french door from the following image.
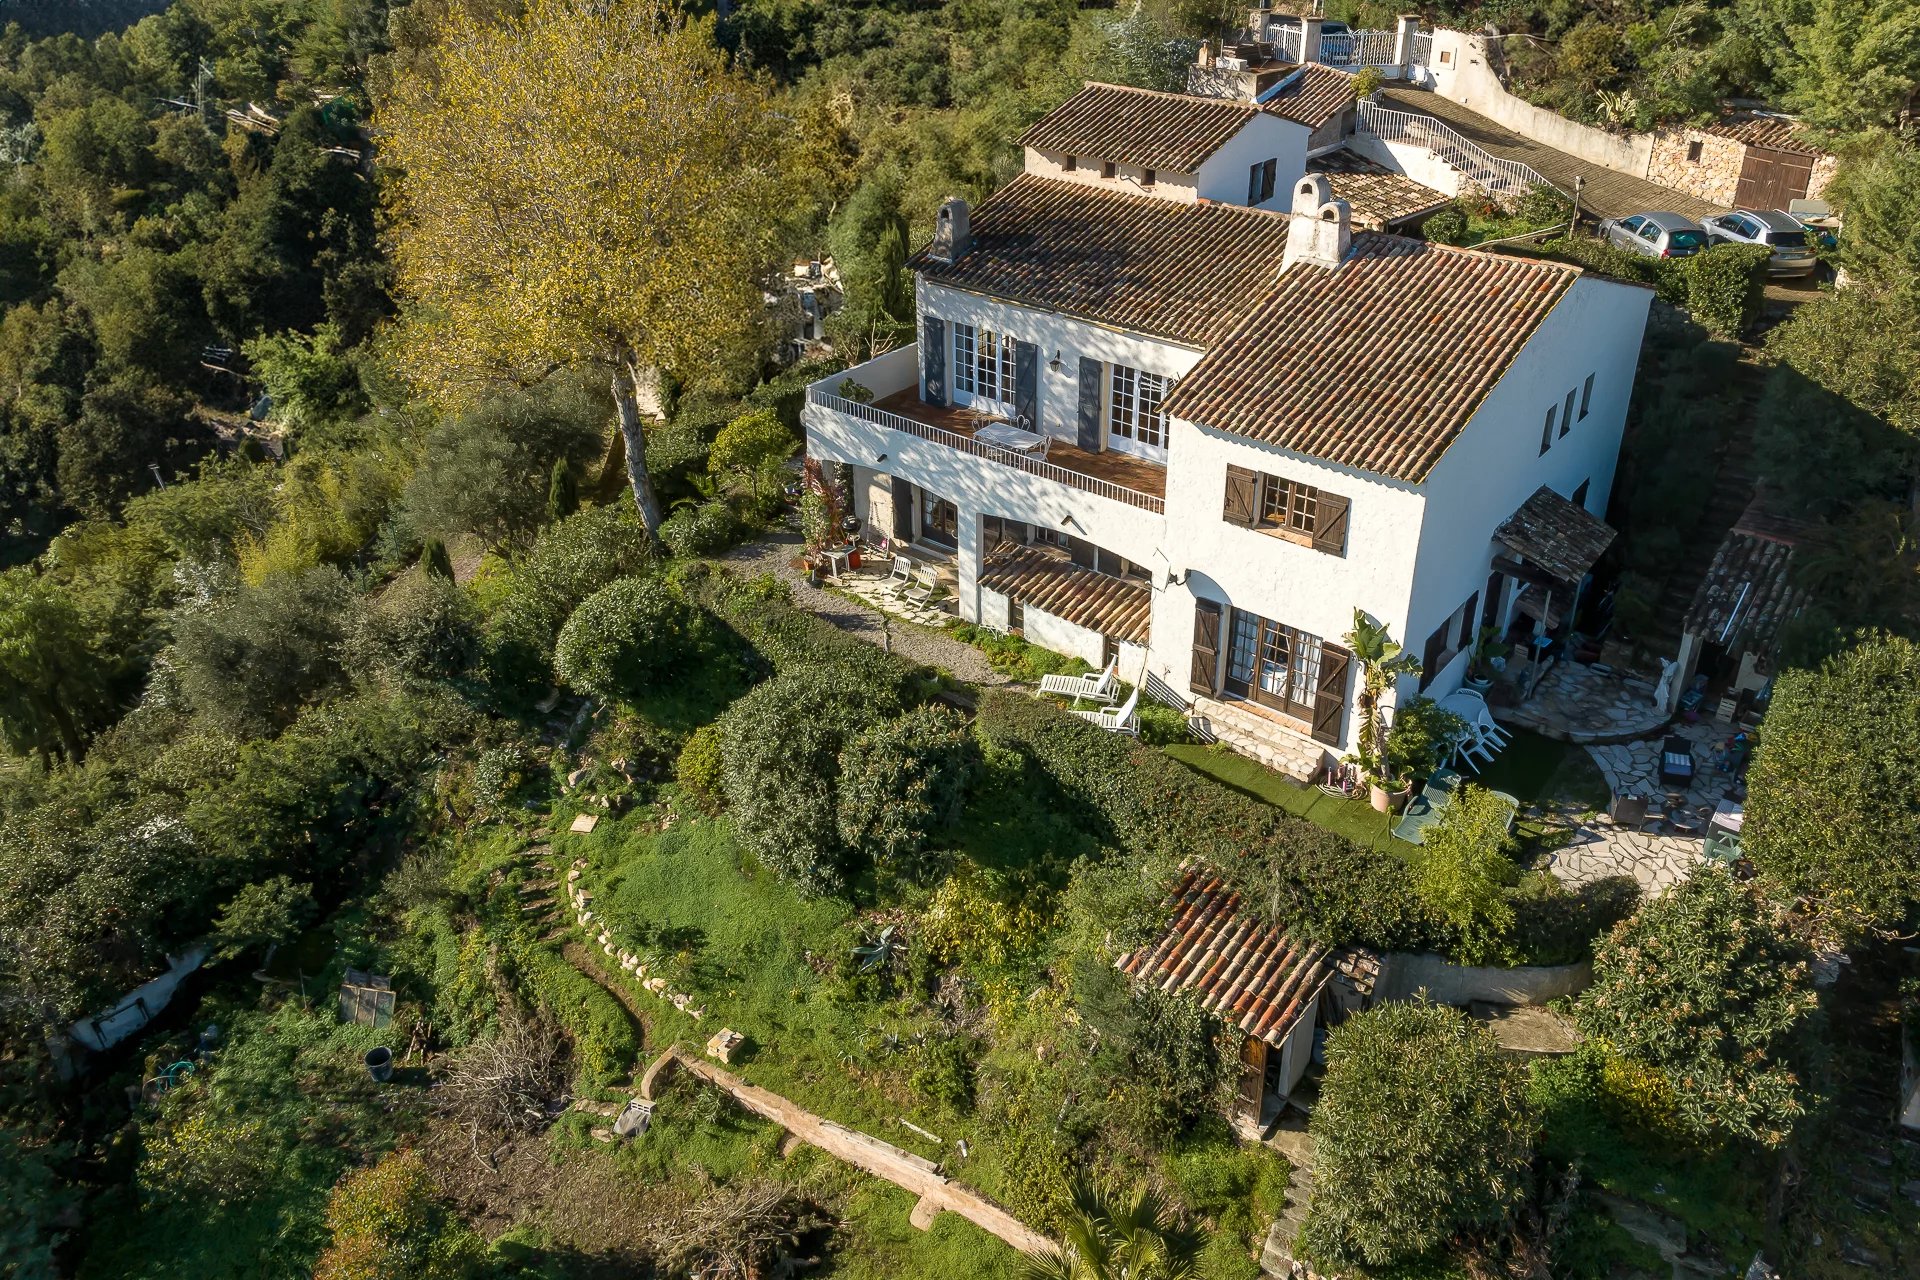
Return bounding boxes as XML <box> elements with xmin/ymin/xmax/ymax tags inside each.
<box><xmin>1224</xmin><ymin>609</ymin><xmax>1323</xmax><ymax>721</ymax></box>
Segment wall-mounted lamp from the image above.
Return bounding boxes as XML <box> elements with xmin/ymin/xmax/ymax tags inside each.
<box><xmin>1047</xmin><ymin>350</ymin><xmax>1064</xmax><ymax>374</ymax></box>
<box><xmin>874</xmin><ymin>454</ymin><xmax>888</xmax><ymax>464</ymax></box>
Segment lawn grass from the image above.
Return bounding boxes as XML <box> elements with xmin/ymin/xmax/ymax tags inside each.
<box><xmin>1162</xmin><ymin>743</ymin><xmax>1413</xmax><ymax>855</ymax></box>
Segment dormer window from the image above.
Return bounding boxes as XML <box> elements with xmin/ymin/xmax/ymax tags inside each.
<box><xmin>1101</xmin><ymin>161</ymin><xmax>1116</xmax><ymax>180</ymax></box>
<box><xmin>1063</xmin><ymin>155</ymin><xmax>1077</xmax><ymax>171</ymax></box>
<box><xmin>1143</xmin><ymin>169</ymin><xmax>1157</xmax><ymax>188</ymax></box>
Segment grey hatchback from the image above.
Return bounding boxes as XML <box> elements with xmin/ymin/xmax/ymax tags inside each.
<box><xmin>1701</xmin><ymin>209</ymin><xmax>1819</xmax><ymax>275</ymax></box>
<box><xmin>1599</xmin><ymin>212</ymin><xmax>1710</xmax><ymax>260</ymax></box>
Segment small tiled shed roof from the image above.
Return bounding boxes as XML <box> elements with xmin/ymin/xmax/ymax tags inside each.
<box><xmin>1705</xmin><ymin>112</ymin><xmax>1823</xmax><ymax>156</ymax></box>
<box><xmin>1117</xmin><ymin>865</ymin><xmax>1333</xmax><ymax>1048</ymax></box>
<box><xmin>1161</xmin><ymin>234</ymin><xmax>1580</xmax><ymax>482</ymax></box>
<box><xmin>1314</xmin><ymin>147</ymin><xmax>1452</xmax><ymax>229</ymax></box>
<box><xmin>1260</xmin><ymin>63</ymin><xmax>1356</xmax><ymax>130</ymax></box>
<box><xmin>979</xmin><ymin>543</ymin><xmax>1152</xmax><ymax>645</ymax></box>
<box><xmin>1684</xmin><ymin>495</ymin><xmax>1810</xmax><ymax>654</ymax></box>
<box><xmin>910</xmin><ymin>174</ymin><xmax>1292</xmax><ymax>347</ymax></box>
<box><xmin>1019</xmin><ymin>83</ymin><xmax>1266</xmax><ymax>173</ymax></box>
<box><xmin>1494</xmin><ymin>486</ymin><xmax>1617</xmax><ymax>584</ymax></box>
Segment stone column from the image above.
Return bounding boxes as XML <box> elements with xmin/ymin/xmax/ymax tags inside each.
<box><xmin>1393</xmin><ymin>14</ymin><xmax>1419</xmax><ymax>74</ymax></box>
<box><xmin>1300</xmin><ymin>16</ymin><xmax>1323</xmax><ymax>64</ymax></box>
<box><xmin>955</xmin><ymin>508</ymin><xmax>983</xmax><ymax>624</ymax></box>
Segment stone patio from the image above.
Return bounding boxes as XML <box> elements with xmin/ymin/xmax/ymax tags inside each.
<box><xmin>829</xmin><ymin>565</ymin><xmax>956</xmax><ymax>629</ymax></box>
<box><xmin>1496</xmin><ymin>659</ymin><xmax>1669</xmax><ymax>744</ymax></box>
<box><xmin>1543</xmin><ymin>819</ymin><xmax>1704</xmax><ymax>894</ymax></box>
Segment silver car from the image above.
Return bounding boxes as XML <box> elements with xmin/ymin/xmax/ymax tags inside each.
<box><xmin>1701</xmin><ymin>209</ymin><xmax>1819</xmax><ymax>276</ymax></box>
<box><xmin>1599</xmin><ymin>212</ymin><xmax>1709</xmax><ymax>260</ymax></box>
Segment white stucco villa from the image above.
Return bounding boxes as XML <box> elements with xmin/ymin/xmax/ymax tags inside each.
<box><xmin>802</xmin><ymin>84</ymin><xmax>1654</xmax><ymax>777</ymax></box>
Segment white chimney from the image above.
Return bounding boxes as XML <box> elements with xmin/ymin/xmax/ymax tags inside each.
<box><xmin>1281</xmin><ymin>174</ymin><xmax>1351</xmax><ymax>272</ymax></box>
<box><xmin>1300</xmin><ymin>15</ymin><xmax>1323</xmax><ymax>64</ymax></box>
<box><xmin>929</xmin><ymin>196</ymin><xmax>971</xmax><ymax>265</ymax></box>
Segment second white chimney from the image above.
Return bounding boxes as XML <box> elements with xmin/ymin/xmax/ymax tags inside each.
<box><xmin>1280</xmin><ymin>174</ymin><xmax>1352</xmax><ymax>272</ymax></box>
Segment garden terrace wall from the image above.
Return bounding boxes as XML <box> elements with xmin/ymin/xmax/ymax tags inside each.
<box><xmin>974</xmin><ymin>692</ymin><xmax>1442</xmax><ymax>951</ymax></box>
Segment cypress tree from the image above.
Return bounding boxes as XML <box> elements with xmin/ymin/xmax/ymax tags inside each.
<box><xmin>548</xmin><ymin>457</ymin><xmax>580</xmax><ymax>523</ymax></box>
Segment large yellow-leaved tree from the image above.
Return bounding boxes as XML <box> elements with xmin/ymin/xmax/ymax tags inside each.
<box><xmin>376</xmin><ymin>0</ymin><xmax>787</xmax><ymax>537</ymax></box>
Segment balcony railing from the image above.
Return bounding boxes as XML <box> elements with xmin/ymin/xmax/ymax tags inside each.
<box><xmin>806</xmin><ymin>388</ymin><xmax>1165</xmax><ymax>513</ymax></box>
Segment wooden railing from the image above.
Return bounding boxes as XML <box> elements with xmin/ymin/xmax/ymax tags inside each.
<box><xmin>805</xmin><ymin>388</ymin><xmax>1165</xmax><ymax>514</ymax></box>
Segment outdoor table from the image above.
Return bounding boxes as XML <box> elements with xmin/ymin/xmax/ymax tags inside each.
<box><xmin>974</xmin><ymin>422</ymin><xmax>1047</xmax><ymax>454</ymax></box>
<box><xmin>1710</xmin><ymin>798</ymin><xmax>1744</xmax><ymax>835</ymax></box>
<box><xmin>823</xmin><ymin>545</ymin><xmax>854</xmax><ymax>580</ymax></box>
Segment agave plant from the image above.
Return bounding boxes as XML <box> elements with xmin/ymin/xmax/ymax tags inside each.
<box><xmin>1020</xmin><ymin>1175</ymin><xmax>1203</xmax><ymax>1280</ymax></box>
<box><xmin>851</xmin><ymin>924</ymin><xmax>905</xmax><ymax>974</ymax></box>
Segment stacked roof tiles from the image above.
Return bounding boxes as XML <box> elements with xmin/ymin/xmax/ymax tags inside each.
<box><xmin>979</xmin><ymin>543</ymin><xmax>1153</xmax><ymax>645</ymax></box>
<box><xmin>1117</xmin><ymin>866</ymin><xmax>1333</xmax><ymax>1048</ymax></box>
<box><xmin>1705</xmin><ymin>113</ymin><xmax>1822</xmax><ymax>156</ymax></box>
<box><xmin>1018</xmin><ymin>83</ymin><xmax>1266</xmax><ymax>173</ymax></box>
<box><xmin>1161</xmin><ymin>234</ymin><xmax>1582</xmax><ymax>482</ymax></box>
<box><xmin>910</xmin><ymin>173</ymin><xmax>1292</xmax><ymax>347</ymax></box>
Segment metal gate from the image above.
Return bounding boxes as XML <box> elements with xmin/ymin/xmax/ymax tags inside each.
<box><xmin>1734</xmin><ymin>146</ymin><xmax>1814</xmax><ymax>210</ymax></box>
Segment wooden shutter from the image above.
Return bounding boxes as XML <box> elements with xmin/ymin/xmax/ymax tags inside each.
<box><xmin>1190</xmin><ymin>598</ymin><xmax>1224</xmax><ymax>696</ymax></box>
<box><xmin>1237</xmin><ymin>1037</ymin><xmax>1266</xmax><ymax>1113</ymax></box>
<box><xmin>1482</xmin><ymin>572</ymin><xmax>1503</xmax><ymax>628</ymax></box>
<box><xmin>1013</xmin><ymin>340</ymin><xmax>1038</xmax><ymax>428</ymax></box>
<box><xmin>1223</xmin><ymin>465</ymin><xmax>1260</xmax><ymax>527</ymax></box>
<box><xmin>890</xmin><ymin>477</ymin><xmax>914</xmax><ymax>542</ymax></box>
<box><xmin>1067</xmin><ymin>536</ymin><xmax>1095</xmax><ymax>568</ymax></box>
<box><xmin>1311</xmin><ymin>491</ymin><xmax>1350</xmax><ymax>555</ymax></box>
<box><xmin>922</xmin><ymin>316</ymin><xmax>947</xmax><ymax>406</ymax></box>
<box><xmin>1311</xmin><ymin>641</ymin><xmax>1350</xmax><ymax>745</ymax></box>
<box><xmin>1076</xmin><ymin>357</ymin><xmax>1103</xmax><ymax>451</ymax></box>
<box><xmin>1459</xmin><ymin>593</ymin><xmax>1479</xmax><ymax>648</ymax></box>
<box><xmin>1419</xmin><ymin>624</ymin><xmax>1445</xmax><ymax>692</ymax></box>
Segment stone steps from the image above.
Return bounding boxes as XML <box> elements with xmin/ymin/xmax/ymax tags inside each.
<box><xmin>1188</xmin><ymin>697</ymin><xmax>1329</xmax><ymax>783</ymax></box>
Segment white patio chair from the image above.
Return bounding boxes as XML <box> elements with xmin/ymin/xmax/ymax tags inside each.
<box><xmin>1447</xmin><ymin>723</ymin><xmax>1494</xmax><ymax>774</ymax></box>
<box><xmin>1071</xmin><ymin>686</ymin><xmax>1140</xmax><ymax>735</ymax></box>
<box><xmin>1038</xmin><ymin>657</ymin><xmax>1119</xmax><ymax>704</ymax></box>
<box><xmin>883</xmin><ymin>555</ymin><xmax>916</xmax><ymax>597</ymax></box>
<box><xmin>1440</xmin><ymin>691</ymin><xmax>1510</xmax><ymax>750</ymax></box>
<box><xmin>902</xmin><ymin>563</ymin><xmax>939</xmax><ymax>606</ymax></box>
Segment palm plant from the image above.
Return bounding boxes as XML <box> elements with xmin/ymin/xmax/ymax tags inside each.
<box><xmin>1020</xmin><ymin>1175</ymin><xmax>1203</xmax><ymax>1280</ymax></box>
<box><xmin>1342</xmin><ymin>609</ymin><xmax>1423</xmax><ymax>807</ymax></box>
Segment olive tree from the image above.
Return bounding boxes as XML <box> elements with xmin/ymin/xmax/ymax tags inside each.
<box><xmin>552</xmin><ymin>575</ymin><xmax>705</xmax><ymax>704</ymax></box>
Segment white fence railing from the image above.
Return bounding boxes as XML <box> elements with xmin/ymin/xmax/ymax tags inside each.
<box><xmin>1317</xmin><ymin>30</ymin><xmax>1398</xmax><ymax>68</ymax></box>
<box><xmin>1356</xmin><ymin>101</ymin><xmax>1556</xmax><ymax>199</ymax></box>
<box><xmin>1409</xmin><ymin>31</ymin><xmax>1433</xmax><ymax>66</ymax></box>
<box><xmin>805</xmin><ymin>389</ymin><xmax>1165</xmax><ymax>513</ymax></box>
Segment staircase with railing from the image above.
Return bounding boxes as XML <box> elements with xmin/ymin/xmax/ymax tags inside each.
<box><xmin>1356</xmin><ymin>100</ymin><xmax>1555</xmax><ymax>199</ymax></box>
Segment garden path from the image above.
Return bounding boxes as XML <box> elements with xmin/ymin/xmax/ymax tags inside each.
<box><xmin>719</xmin><ymin>531</ymin><xmax>1010</xmax><ymax>687</ymax></box>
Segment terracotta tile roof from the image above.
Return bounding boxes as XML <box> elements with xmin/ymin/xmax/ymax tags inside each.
<box><xmin>979</xmin><ymin>543</ymin><xmax>1152</xmax><ymax>645</ymax></box>
<box><xmin>1260</xmin><ymin>63</ymin><xmax>1356</xmax><ymax>130</ymax></box>
<box><xmin>1494</xmin><ymin>486</ymin><xmax>1616</xmax><ymax>584</ymax></box>
<box><xmin>1161</xmin><ymin>234</ymin><xmax>1579</xmax><ymax>482</ymax></box>
<box><xmin>1117</xmin><ymin>866</ymin><xmax>1333</xmax><ymax>1048</ymax></box>
<box><xmin>1019</xmin><ymin>83</ymin><xmax>1264</xmax><ymax>173</ymax></box>
<box><xmin>1315</xmin><ymin>147</ymin><xmax>1452</xmax><ymax>229</ymax></box>
<box><xmin>1705</xmin><ymin>113</ymin><xmax>1823</xmax><ymax>156</ymax></box>
<box><xmin>1684</xmin><ymin>528</ymin><xmax>1806</xmax><ymax>655</ymax></box>
<box><xmin>910</xmin><ymin>174</ymin><xmax>1292</xmax><ymax>347</ymax></box>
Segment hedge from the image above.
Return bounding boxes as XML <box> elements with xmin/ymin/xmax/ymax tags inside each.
<box><xmin>1514</xmin><ymin>237</ymin><xmax>1770</xmax><ymax>337</ymax></box>
<box><xmin>689</xmin><ymin>565</ymin><xmax>931</xmax><ymax>698</ymax></box>
<box><xmin>973</xmin><ymin>692</ymin><xmax>1442</xmax><ymax>951</ymax></box>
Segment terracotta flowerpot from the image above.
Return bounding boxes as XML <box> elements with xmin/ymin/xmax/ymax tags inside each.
<box><xmin>1369</xmin><ymin>782</ymin><xmax>1412</xmax><ymax>813</ymax></box>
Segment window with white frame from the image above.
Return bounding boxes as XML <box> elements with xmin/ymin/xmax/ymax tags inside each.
<box><xmin>1109</xmin><ymin>363</ymin><xmax>1170</xmax><ymax>453</ymax></box>
<box><xmin>951</xmin><ymin>322</ymin><xmax>1016</xmax><ymax>404</ymax></box>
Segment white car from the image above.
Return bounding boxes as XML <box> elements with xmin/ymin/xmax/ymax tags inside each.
<box><xmin>1701</xmin><ymin>209</ymin><xmax>1820</xmax><ymax>276</ymax></box>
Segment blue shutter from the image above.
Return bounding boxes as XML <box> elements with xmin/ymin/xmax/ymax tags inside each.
<box><xmin>1076</xmin><ymin>357</ymin><xmax>1103</xmax><ymax>452</ymax></box>
<box><xmin>922</xmin><ymin>316</ymin><xmax>947</xmax><ymax>406</ymax></box>
<box><xmin>1013</xmin><ymin>340</ymin><xmax>1038</xmax><ymax>429</ymax></box>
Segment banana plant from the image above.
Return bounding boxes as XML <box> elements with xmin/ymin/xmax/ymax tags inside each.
<box><xmin>1342</xmin><ymin>608</ymin><xmax>1423</xmax><ymax>793</ymax></box>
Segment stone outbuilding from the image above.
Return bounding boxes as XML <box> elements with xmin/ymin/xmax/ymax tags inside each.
<box><xmin>1647</xmin><ymin>112</ymin><xmax>1837</xmax><ymax>211</ymax></box>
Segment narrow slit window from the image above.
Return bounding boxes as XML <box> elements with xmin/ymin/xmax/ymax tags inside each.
<box><xmin>1580</xmin><ymin>372</ymin><xmax>1595</xmax><ymax>419</ymax></box>
<box><xmin>1540</xmin><ymin>406</ymin><xmax>1556</xmax><ymax>455</ymax></box>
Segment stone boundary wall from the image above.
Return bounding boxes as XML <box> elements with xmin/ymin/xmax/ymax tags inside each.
<box><xmin>1373</xmin><ymin>953</ymin><xmax>1592</xmax><ymax>1006</ymax></box>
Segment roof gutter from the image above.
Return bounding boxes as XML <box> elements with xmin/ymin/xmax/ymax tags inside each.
<box><xmin>1256</xmin><ymin>66</ymin><xmax>1308</xmax><ymax>105</ymax></box>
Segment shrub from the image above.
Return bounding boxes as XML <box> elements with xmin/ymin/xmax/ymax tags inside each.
<box><xmin>552</xmin><ymin>575</ymin><xmax>706</xmax><ymax>704</ymax></box>
<box><xmin>313</xmin><ymin>1150</ymin><xmax>485</xmax><ymax>1280</ymax></box>
<box><xmin>974</xmin><ymin>692</ymin><xmax>1438</xmax><ymax>950</ymax></box>
<box><xmin>485</xmin><ymin>504</ymin><xmax>654</xmax><ymax>663</ymax></box>
<box><xmin>950</xmin><ymin>624</ymin><xmax>1087</xmax><ymax>682</ymax></box>
<box><xmin>1074</xmin><ymin>960</ymin><xmax>1232</xmax><ymax>1148</ymax></box>
<box><xmin>659</xmin><ymin>498</ymin><xmax>740</xmax><ymax>557</ymax></box>
<box><xmin>675</xmin><ymin>724</ymin><xmax>725</xmax><ymax>813</ymax></box>
<box><xmin>708</xmin><ymin>408</ymin><xmax>794</xmax><ymax>498</ymax></box>
<box><xmin>719</xmin><ymin>664</ymin><xmax>902</xmax><ymax>894</ymax></box>
<box><xmin>347</xmin><ymin>570</ymin><xmax>478</xmax><ymax>687</ymax></box>
<box><xmin>1414</xmin><ymin>783</ymin><xmax>1520</xmax><ymax>965</ymax></box>
<box><xmin>1683</xmin><ymin>244</ymin><xmax>1770</xmax><ymax>337</ymax></box>
<box><xmin>1421</xmin><ymin>203</ymin><xmax>1469</xmax><ymax>246</ymax></box>
<box><xmin>1570</xmin><ymin>867</ymin><xmax>1817</xmax><ymax>1147</ymax></box>
<box><xmin>1385</xmin><ymin>696</ymin><xmax>1466</xmax><ymax>781</ymax></box>
<box><xmin>1301</xmin><ymin>999</ymin><xmax>1533</xmax><ymax>1272</ymax></box>
<box><xmin>835</xmin><ymin>704</ymin><xmax>979</xmax><ymax>880</ymax></box>
<box><xmin>910</xmin><ymin>1036</ymin><xmax>978</xmax><ymax>1115</ymax></box>
<box><xmin>1506</xmin><ymin>871</ymin><xmax>1640</xmax><ymax>966</ymax></box>
<box><xmin>1135</xmin><ymin>700</ymin><xmax>1190</xmax><ymax>746</ymax></box>
<box><xmin>171</xmin><ymin>564</ymin><xmax>358</xmax><ymax>738</ymax></box>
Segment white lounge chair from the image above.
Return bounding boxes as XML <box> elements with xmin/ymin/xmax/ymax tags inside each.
<box><xmin>1071</xmin><ymin>686</ymin><xmax>1140</xmax><ymax>735</ymax></box>
<box><xmin>1038</xmin><ymin>657</ymin><xmax>1119</xmax><ymax>704</ymax></box>
<box><xmin>882</xmin><ymin>555</ymin><xmax>916</xmax><ymax>596</ymax></box>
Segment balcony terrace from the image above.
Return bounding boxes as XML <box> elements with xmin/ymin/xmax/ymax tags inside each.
<box><xmin>805</xmin><ymin>353</ymin><xmax>1166</xmax><ymax>514</ymax></box>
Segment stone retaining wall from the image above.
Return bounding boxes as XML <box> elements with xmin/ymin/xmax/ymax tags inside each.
<box><xmin>1373</xmin><ymin>953</ymin><xmax>1592</xmax><ymax>1006</ymax></box>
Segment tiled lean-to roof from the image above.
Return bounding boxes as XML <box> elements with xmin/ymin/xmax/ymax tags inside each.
<box><xmin>1259</xmin><ymin>63</ymin><xmax>1356</xmax><ymax>130</ymax></box>
<box><xmin>979</xmin><ymin>543</ymin><xmax>1152</xmax><ymax>645</ymax></box>
<box><xmin>1495</xmin><ymin>486</ymin><xmax>1617</xmax><ymax>584</ymax></box>
<box><xmin>1161</xmin><ymin>233</ymin><xmax>1581</xmax><ymax>482</ymax></box>
<box><xmin>1705</xmin><ymin>112</ymin><xmax>1823</xmax><ymax>156</ymax></box>
<box><xmin>1117</xmin><ymin>866</ymin><xmax>1333</xmax><ymax>1048</ymax></box>
<box><xmin>1019</xmin><ymin>83</ymin><xmax>1267</xmax><ymax>173</ymax></box>
<box><xmin>911</xmin><ymin>173</ymin><xmax>1292</xmax><ymax>347</ymax></box>
<box><xmin>1314</xmin><ymin>148</ymin><xmax>1452</xmax><ymax>229</ymax></box>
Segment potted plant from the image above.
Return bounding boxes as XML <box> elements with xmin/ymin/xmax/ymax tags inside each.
<box><xmin>1342</xmin><ymin>609</ymin><xmax>1424</xmax><ymax>813</ymax></box>
<box><xmin>1465</xmin><ymin>625</ymin><xmax>1510</xmax><ymax>692</ymax></box>
<box><xmin>1386</xmin><ymin>696</ymin><xmax>1471</xmax><ymax>784</ymax></box>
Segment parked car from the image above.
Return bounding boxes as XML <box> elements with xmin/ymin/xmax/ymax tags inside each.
<box><xmin>1701</xmin><ymin>209</ymin><xmax>1820</xmax><ymax>275</ymax></box>
<box><xmin>1598</xmin><ymin>212</ymin><xmax>1709</xmax><ymax>260</ymax></box>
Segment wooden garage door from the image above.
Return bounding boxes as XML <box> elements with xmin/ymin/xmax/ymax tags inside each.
<box><xmin>1734</xmin><ymin>146</ymin><xmax>1814</xmax><ymax>211</ymax></box>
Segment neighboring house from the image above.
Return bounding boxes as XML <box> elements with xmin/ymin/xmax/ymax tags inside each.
<box><xmin>767</xmin><ymin>256</ymin><xmax>843</xmax><ymax>362</ymax></box>
<box><xmin>804</xmin><ymin>98</ymin><xmax>1652</xmax><ymax>776</ymax></box>
<box><xmin>1647</xmin><ymin>112</ymin><xmax>1838</xmax><ymax>211</ymax></box>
